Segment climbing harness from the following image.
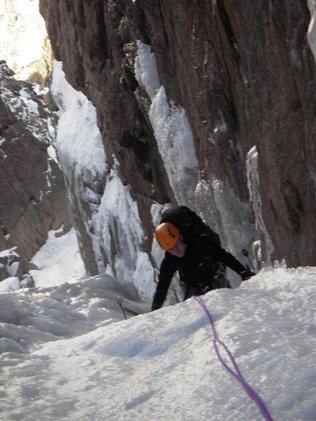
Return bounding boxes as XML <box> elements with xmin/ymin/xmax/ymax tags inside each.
<box><xmin>194</xmin><ymin>295</ymin><xmax>274</xmax><ymax>421</ymax></box>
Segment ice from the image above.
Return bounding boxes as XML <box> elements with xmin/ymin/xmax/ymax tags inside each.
<box><xmin>1</xmin><ymin>10</ymin><xmax>315</xmax><ymax>421</ymax></box>
<box><xmin>308</xmin><ymin>0</ymin><xmax>316</xmax><ymax>61</ymax></box>
<box><xmin>97</xmin><ymin>163</ymin><xmax>148</xmax><ymax>290</ymax></box>
<box><xmin>50</xmin><ymin>62</ymin><xmax>107</xmax><ymax>178</ymax></box>
<box><xmin>246</xmin><ymin>146</ymin><xmax>274</xmax><ymax>267</ymax></box>
<box><xmin>135</xmin><ymin>41</ymin><xmax>199</xmax><ymax>207</ymax></box>
<box><xmin>134</xmin><ymin>40</ymin><xmax>161</xmax><ymax>100</ymax></box>
<box><xmin>50</xmin><ymin>61</ymin><xmax>156</xmax><ymax>290</ymax></box>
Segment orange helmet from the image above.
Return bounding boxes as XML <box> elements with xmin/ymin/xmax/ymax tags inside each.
<box><xmin>155</xmin><ymin>222</ymin><xmax>180</xmax><ymax>251</ymax></box>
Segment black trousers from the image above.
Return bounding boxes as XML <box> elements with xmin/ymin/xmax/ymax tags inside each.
<box><xmin>184</xmin><ymin>266</ymin><xmax>230</xmax><ymax>299</ymax></box>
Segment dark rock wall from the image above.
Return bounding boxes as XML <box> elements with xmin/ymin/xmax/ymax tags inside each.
<box><xmin>40</xmin><ymin>0</ymin><xmax>316</xmax><ymax>267</ymax></box>
<box><xmin>0</xmin><ymin>63</ymin><xmax>72</xmax><ymax>276</ymax></box>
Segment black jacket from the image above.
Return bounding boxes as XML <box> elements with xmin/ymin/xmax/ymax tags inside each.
<box><xmin>152</xmin><ymin>206</ymin><xmax>247</xmax><ymax>310</ymax></box>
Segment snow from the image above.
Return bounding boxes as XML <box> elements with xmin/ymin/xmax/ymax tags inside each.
<box><xmin>50</xmin><ymin>61</ymin><xmax>157</xmax><ymax>289</ymax></box>
<box><xmin>50</xmin><ymin>61</ymin><xmax>107</xmax><ymax>177</ymax></box>
<box><xmin>0</xmin><ymin>276</ymin><xmax>20</xmax><ymax>293</ymax></box>
<box><xmin>50</xmin><ymin>61</ymin><xmax>108</xmax><ymax>275</ymax></box>
<box><xmin>0</xmin><ymin>247</ymin><xmax>20</xmax><ymax>277</ymax></box>
<box><xmin>97</xmin><ymin>162</ymin><xmax>148</xmax><ymax>295</ymax></box>
<box><xmin>4</xmin><ymin>212</ymin><xmax>313</xmax><ymax>420</ymax></box>
<box><xmin>29</xmin><ymin>227</ymin><xmax>86</xmax><ymax>288</ymax></box>
<box><xmin>1</xmin><ymin>14</ymin><xmax>315</xmax><ymax>421</ymax></box>
<box><xmin>1</xmin><ymin>266</ymin><xmax>316</xmax><ymax>420</ymax></box>
<box><xmin>19</xmin><ymin>87</ymin><xmax>39</xmax><ymax>115</ymax></box>
<box><xmin>0</xmin><ymin>0</ymin><xmax>49</xmax><ymax>81</ymax></box>
<box><xmin>0</xmin><ymin>225</ymin><xmax>83</xmax><ymax>294</ymax></box>
<box><xmin>0</xmin><ymin>63</ymin><xmax>55</xmax><ymax>144</ymax></box>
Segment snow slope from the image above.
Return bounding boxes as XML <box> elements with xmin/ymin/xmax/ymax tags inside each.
<box><xmin>1</xmin><ymin>267</ymin><xmax>316</xmax><ymax>420</ymax></box>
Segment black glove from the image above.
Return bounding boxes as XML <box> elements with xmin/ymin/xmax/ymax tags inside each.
<box><xmin>240</xmin><ymin>268</ymin><xmax>255</xmax><ymax>281</ymax></box>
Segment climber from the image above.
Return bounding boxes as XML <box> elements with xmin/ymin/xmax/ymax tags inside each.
<box><xmin>152</xmin><ymin>205</ymin><xmax>255</xmax><ymax>310</ymax></box>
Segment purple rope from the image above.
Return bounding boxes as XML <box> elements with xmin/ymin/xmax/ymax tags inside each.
<box><xmin>194</xmin><ymin>295</ymin><xmax>274</xmax><ymax>421</ymax></box>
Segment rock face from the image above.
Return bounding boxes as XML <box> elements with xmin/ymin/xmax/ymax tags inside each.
<box><xmin>0</xmin><ymin>63</ymin><xmax>72</xmax><ymax>278</ymax></box>
<box><xmin>40</xmin><ymin>0</ymin><xmax>316</xmax><ymax>267</ymax></box>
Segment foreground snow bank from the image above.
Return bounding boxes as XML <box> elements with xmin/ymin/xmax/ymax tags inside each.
<box><xmin>0</xmin><ymin>267</ymin><xmax>316</xmax><ymax>420</ymax></box>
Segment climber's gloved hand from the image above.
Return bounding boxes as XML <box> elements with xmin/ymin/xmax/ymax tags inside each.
<box><xmin>240</xmin><ymin>268</ymin><xmax>256</xmax><ymax>281</ymax></box>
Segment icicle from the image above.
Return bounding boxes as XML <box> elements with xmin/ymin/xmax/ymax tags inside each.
<box><xmin>246</xmin><ymin>146</ymin><xmax>274</xmax><ymax>267</ymax></box>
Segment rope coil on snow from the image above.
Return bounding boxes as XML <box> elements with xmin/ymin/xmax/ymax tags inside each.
<box><xmin>194</xmin><ymin>296</ymin><xmax>273</xmax><ymax>421</ymax></box>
